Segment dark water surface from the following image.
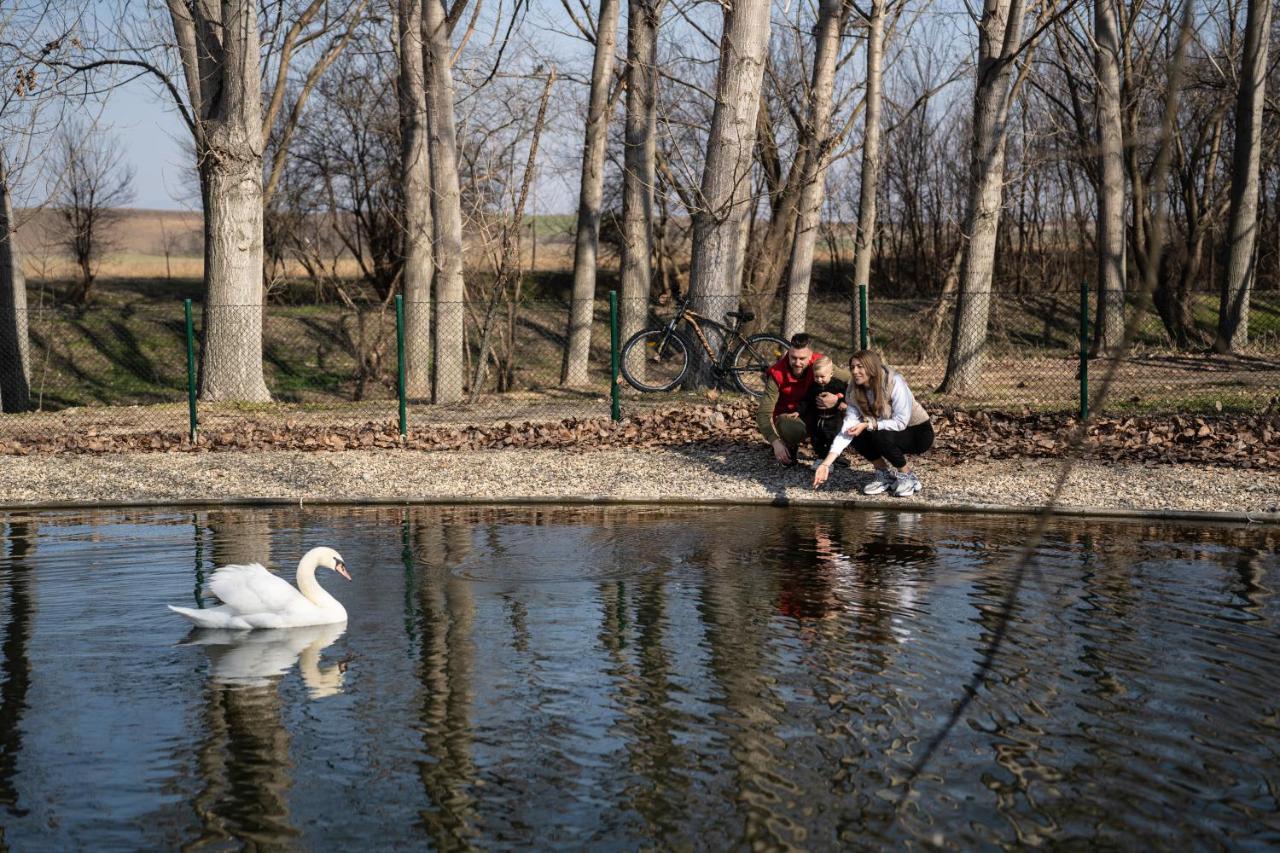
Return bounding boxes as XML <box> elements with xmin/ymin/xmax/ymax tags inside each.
<box><xmin>0</xmin><ymin>505</ymin><xmax>1277</xmax><ymax>849</ymax></box>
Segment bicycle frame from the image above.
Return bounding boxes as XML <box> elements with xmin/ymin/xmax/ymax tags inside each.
<box><xmin>657</xmin><ymin>301</ymin><xmax>749</xmax><ymax>372</ymax></box>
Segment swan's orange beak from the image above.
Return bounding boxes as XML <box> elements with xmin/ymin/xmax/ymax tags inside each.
<box><xmin>334</xmin><ymin>560</ymin><xmax>352</xmax><ymax>582</ymax></box>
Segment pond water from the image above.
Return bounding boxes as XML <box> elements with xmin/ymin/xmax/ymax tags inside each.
<box><xmin>0</xmin><ymin>505</ymin><xmax>1277</xmax><ymax>849</ymax></box>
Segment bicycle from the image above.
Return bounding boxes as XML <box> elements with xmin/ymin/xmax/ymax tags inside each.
<box><xmin>618</xmin><ymin>297</ymin><xmax>791</xmax><ymax>397</ymax></box>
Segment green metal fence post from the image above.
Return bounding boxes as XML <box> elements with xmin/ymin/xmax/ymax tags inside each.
<box><xmin>183</xmin><ymin>298</ymin><xmax>198</xmax><ymax>442</ymax></box>
<box><xmin>609</xmin><ymin>290</ymin><xmax>621</xmax><ymax>422</ymax></box>
<box><xmin>1079</xmin><ymin>279</ymin><xmax>1089</xmax><ymax>422</ymax></box>
<box><xmin>395</xmin><ymin>294</ymin><xmax>407</xmax><ymax>437</ymax></box>
<box><xmin>858</xmin><ymin>283</ymin><xmax>869</xmax><ymax>351</ymax></box>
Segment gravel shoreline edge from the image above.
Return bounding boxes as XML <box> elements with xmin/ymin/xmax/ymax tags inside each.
<box><xmin>1</xmin><ymin>447</ymin><xmax>1277</xmax><ymax>524</ymax></box>
<box><xmin>2</xmin><ymin>493</ymin><xmax>1275</xmax><ymax>525</ymax></box>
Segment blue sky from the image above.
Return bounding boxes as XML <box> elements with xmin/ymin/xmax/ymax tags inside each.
<box><xmin>109</xmin><ymin>80</ymin><xmax>192</xmax><ymax>209</ymax></box>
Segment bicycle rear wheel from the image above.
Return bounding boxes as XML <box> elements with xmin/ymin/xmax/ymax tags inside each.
<box><xmin>620</xmin><ymin>329</ymin><xmax>691</xmax><ymax>392</ymax></box>
<box><xmin>727</xmin><ymin>334</ymin><xmax>790</xmax><ymax>396</ymax></box>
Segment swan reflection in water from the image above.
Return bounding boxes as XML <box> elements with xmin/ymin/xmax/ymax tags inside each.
<box><xmin>181</xmin><ymin>621</ymin><xmax>350</xmax><ymax>699</ymax></box>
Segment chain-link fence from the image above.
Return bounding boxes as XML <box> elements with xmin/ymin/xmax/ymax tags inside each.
<box><xmin>1</xmin><ymin>288</ymin><xmax>1276</xmax><ymax>444</ymax></box>
<box><xmin>614</xmin><ymin>289</ymin><xmax>1280</xmax><ymax>416</ymax></box>
<box><xmin>0</xmin><ymin>297</ymin><xmax>620</xmax><ymax>440</ymax></box>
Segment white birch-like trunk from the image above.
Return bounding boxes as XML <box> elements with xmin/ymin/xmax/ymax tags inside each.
<box><xmin>1216</xmin><ymin>0</ymin><xmax>1271</xmax><ymax>352</ymax></box>
<box><xmin>847</xmin><ymin>0</ymin><xmax>885</xmax><ymax>348</ymax></box>
<box><xmin>196</xmin><ymin>0</ymin><xmax>271</xmax><ymax>403</ymax></box>
<box><xmin>399</xmin><ymin>0</ymin><xmax>433</xmax><ymax>398</ymax></box>
<box><xmin>938</xmin><ymin>0</ymin><xmax>1026</xmax><ymax>394</ymax></box>
<box><xmin>0</xmin><ymin>156</ymin><xmax>30</xmax><ymax>413</ymax></box>
<box><xmin>424</xmin><ymin>0</ymin><xmax>466</xmax><ymax>403</ymax></box>
<box><xmin>620</xmin><ymin>0</ymin><xmax>661</xmax><ymax>377</ymax></box>
<box><xmin>783</xmin><ymin>0</ymin><xmax>848</xmax><ymax>339</ymax></box>
<box><xmin>563</xmin><ymin>0</ymin><xmax>621</xmax><ymax>387</ymax></box>
<box><xmin>686</xmin><ymin>0</ymin><xmax>772</xmax><ymax>333</ymax></box>
<box><xmin>1093</xmin><ymin>0</ymin><xmax>1126</xmax><ymax>354</ymax></box>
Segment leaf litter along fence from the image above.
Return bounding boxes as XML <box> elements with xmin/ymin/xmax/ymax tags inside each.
<box><xmin>0</xmin><ymin>288</ymin><xmax>1276</xmax><ymax>445</ymax></box>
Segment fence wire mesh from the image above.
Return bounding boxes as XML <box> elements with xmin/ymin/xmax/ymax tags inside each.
<box><xmin>0</xmin><ymin>289</ymin><xmax>1276</xmax><ymax>445</ymax></box>
<box><xmin>615</xmin><ymin>290</ymin><xmax>1280</xmax><ymax>416</ymax></box>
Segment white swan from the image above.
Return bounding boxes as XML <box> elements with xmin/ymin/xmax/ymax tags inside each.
<box><xmin>181</xmin><ymin>622</ymin><xmax>350</xmax><ymax>698</ymax></box>
<box><xmin>168</xmin><ymin>546</ymin><xmax>351</xmax><ymax>629</ymax></box>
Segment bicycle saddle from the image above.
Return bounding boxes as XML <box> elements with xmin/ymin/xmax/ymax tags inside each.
<box><xmin>725</xmin><ymin>310</ymin><xmax>755</xmax><ymax>322</ymax></box>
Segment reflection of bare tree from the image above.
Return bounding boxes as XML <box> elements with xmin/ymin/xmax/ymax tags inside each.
<box><xmin>411</xmin><ymin>511</ymin><xmax>478</xmax><ymax>846</ymax></box>
<box><xmin>0</xmin><ymin>520</ymin><xmax>35</xmax><ymax>823</ymax></box>
<box><xmin>184</xmin><ymin>509</ymin><xmax>297</xmax><ymax>849</ymax></box>
<box><xmin>206</xmin><ymin>510</ymin><xmax>274</xmax><ymax>571</ymax></box>
<box><xmin>1232</xmin><ymin>550</ymin><xmax>1273</xmax><ymax>618</ymax></box>
<box><xmin>597</xmin><ymin>555</ymin><xmax>690</xmax><ymax>835</ymax></box>
<box><xmin>186</xmin><ymin>681</ymin><xmax>298</xmax><ymax>849</ymax></box>
<box><xmin>694</xmin><ymin>514</ymin><xmax>791</xmax><ymax>848</ymax></box>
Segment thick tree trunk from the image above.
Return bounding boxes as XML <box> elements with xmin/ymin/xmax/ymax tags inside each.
<box><xmin>1216</xmin><ymin>0</ymin><xmax>1271</xmax><ymax>352</ymax></box>
<box><xmin>563</xmin><ymin>0</ymin><xmax>621</xmax><ymax>387</ymax></box>
<box><xmin>424</xmin><ymin>0</ymin><xmax>466</xmax><ymax>403</ymax></box>
<box><xmin>938</xmin><ymin>0</ymin><xmax>1027</xmax><ymax>395</ymax></box>
<box><xmin>195</xmin><ymin>0</ymin><xmax>271</xmax><ymax>403</ymax></box>
<box><xmin>620</xmin><ymin>0</ymin><xmax>661</xmax><ymax>377</ymax></box>
<box><xmin>399</xmin><ymin>0</ymin><xmax>433</xmax><ymax>398</ymax></box>
<box><xmin>686</xmin><ymin>0</ymin><xmax>772</xmax><ymax>336</ymax></box>
<box><xmin>0</xmin><ymin>157</ymin><xmax>31</xmax><ymax>413</ymax></box>
<box><xmin>1093</xmin><ymin>0</ymin><xmax>1126</xmax><ymax>355</ymax></box>
<box><xmin>848</xmin><ymin>0</ymin><xmax>885</xmax><ymax>348</ymax></box>
<box><xmin>783</xmin><ymin>0</ymin><xmax>849</xmax><ymax>339</ymax></box>
<box><xmin>200</xmin><ymin>157</ymin><xmax>271</xmax><ymax>402</ymax></box>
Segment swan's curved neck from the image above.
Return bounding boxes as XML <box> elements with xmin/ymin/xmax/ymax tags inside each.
<box><xmin>296</xmin><ymin>552</ymin><xmax>341</xmax><ymax>610</ymax></box>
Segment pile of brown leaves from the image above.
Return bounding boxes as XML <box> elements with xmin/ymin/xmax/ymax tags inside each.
<box><xmin>0</xmin><ymin>402</ymin><xmax>1275</xmax><ymax>469</ymax></box>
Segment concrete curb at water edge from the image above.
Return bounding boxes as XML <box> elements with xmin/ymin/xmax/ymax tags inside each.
<box><xmin>0</xmin><ymin>495</ymin><xmax>1276</xmax><ymax>526</ymax></box>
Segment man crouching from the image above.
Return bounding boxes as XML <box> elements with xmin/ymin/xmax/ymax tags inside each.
<box><xmin>756</xmin><ymin>333</ymin><xmax>848</xmax><ymax>466</ymax></box>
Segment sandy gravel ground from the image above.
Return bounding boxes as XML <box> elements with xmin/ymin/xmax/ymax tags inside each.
<box><xmin>0</xmin><ymin>447</ymin><xmax>1276</xmax><ymax>519</ymax></box>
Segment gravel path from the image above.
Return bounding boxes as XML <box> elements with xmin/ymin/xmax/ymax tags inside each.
<box><xmin>0</xmin><ymin>447</ymin><xmax>1276</xmax><ymax>518</ymax></box>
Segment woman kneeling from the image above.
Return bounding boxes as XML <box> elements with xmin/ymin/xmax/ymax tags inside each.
<box><xmin>812</xmin><ymin>350</ymin><xmax>934</xmax><ymax>496</ymax></box>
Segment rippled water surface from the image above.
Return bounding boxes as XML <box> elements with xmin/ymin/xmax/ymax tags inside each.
<box><xmin>0</xmin><ymin>505</ymin><xmax>1277</xmax><ymax>848</ymax></box>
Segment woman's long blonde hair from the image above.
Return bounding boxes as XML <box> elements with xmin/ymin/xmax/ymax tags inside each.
<box><xmin>850</xmin><ymin>349</ymin><xmax>892</xmax><ymax>419</ymax></box>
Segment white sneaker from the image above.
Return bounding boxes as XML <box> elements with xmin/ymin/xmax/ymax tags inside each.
<box><xmin>892</xmin><ymin>471</ymin><xmax>922</xmax><ymax>497</ymax></box>
<box><xmin>862</xmin><ymin>468</ymin><xmax>897</xmax><ymax>495</ymax></box>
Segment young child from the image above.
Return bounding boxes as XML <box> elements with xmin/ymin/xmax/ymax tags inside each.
<box><xmin>802</xmin><ymin>356</ymin><xmax>848</xmax><ymax>465</ymax></box>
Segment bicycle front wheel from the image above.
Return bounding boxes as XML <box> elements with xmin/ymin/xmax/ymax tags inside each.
<box><xmin>620</xmin><ymin>329</ymin><xmax>691</xmax><ymax>392</ymax></box>
<box><xmin>727</xmin><ymin>334</ymin><xmax>790</xmax><ymax>396</ymax></box>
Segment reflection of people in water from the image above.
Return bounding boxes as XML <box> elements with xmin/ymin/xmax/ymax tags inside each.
<box><xmin>776</xmin><ymin>515</ymin><xmax>937</xmax><ymax>629</ymax></box>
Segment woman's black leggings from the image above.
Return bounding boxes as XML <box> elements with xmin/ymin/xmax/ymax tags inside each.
<box><xmin>849</xmin><ymin>420</ymin><xmax>935</xmax><ymax>469</ymax></box>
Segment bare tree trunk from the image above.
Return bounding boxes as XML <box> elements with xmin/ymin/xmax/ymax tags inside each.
<box><xmin>1093</xmin><ymin>0</ymin><xmax>1126</xmax><ymax>354</ymax></box>
<box><xmin>399</xmin><ymin>0</ymin><xmax>433</xmax><ymax>398</ymax></box>
<box><xmin>848</xmin><ymin>0</ymin><xmax>886</xmax><ymax>347</ymax></box>
<box><xmin>424</xmin><ymin>0</ymin><xmax>466</xmax><ymax>403</ymax></box>
<box><xmin>185</xmin><ymin>0</ymin><xmax>272</xmax><ymax>402</ymax></box>
<box><xmin>0</xmin><ymin>155</ymin><xmax>31</xmax><ymax>413</ymax></box>
<box><xmin>783</xmin><ymin>0</ymin><xmax>851</xmax><ymax>339</ymax></box>
<box><xmin>938</xmin><ymin>0</ymin><xmax>1029</xmax><ymax>394</ymax></box>
<box><xmin>1216</xmin><ymin>0</ymin><xmax>1271</xmax><ymax>352</ymax></box>
<box><xmin>922</xmin><ymin>243</ymin><xmax>964</xmax><ymax>360</ymax></box>
<box><xmin>620</xmin><ymin>0</ymin><xmax>662</xmax><ymax>376</ymax></box>
<box><xmin>686</xmin><ymin>0</ymin><xmax>772</xmax><ymax>340</ymax></box>
<box><xmin>563</xmin><ymin>0</ymin><xmax>621</xmax><ymax>387</ymax></box>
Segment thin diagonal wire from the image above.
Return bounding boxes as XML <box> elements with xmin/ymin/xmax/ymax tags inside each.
<box><xmin>891</xmin><ymin>0</ymin><xmax>1197</xmax><ymax>819</ymax></box>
